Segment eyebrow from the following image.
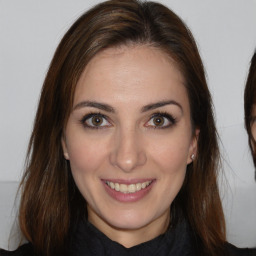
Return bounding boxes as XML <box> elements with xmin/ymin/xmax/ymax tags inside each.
<box><xmin>73</xmin><ymin>101</ymin><xmax>115</xmax><ymax>113</ymax></box>
<box><xmin>73</xmin><ymin>99</ymin><xmax>183</xmax><ymax>113</ymax></box>
<box><xmin>141</xmin><ymin>100</ymin><xmax>183</xmax><ymax>113</ymax></box>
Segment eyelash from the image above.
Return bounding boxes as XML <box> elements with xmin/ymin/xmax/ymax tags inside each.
<box><xmin>79</xmin><ymin>111</ymin><xmax>176</xmax><ymax>129</ymax></box>
<box><xmin>146</xmin><ymin>112</ymin><xmax>176</xmax><ymax>129</ymax></box>
<box><xmin>80</xmin><ymin>112</ymin><xmax>111</xmax><ymax>130</ymax></box>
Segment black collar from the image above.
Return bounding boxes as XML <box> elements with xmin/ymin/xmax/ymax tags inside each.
<box><xmin>70</xmin><ymin>219</ymin><xmax>195</xmax><ymax>256</ymax></box>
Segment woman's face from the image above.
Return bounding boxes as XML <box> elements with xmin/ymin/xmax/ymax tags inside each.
<box><xmin>62</xmin><ymin>45</ymin><xmax>198</xmax><ymax>244</ymax></box>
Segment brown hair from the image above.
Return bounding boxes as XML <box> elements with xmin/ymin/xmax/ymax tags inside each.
<box><xmin>19</xmin><ymin>1</ymin><xmax>226</xmax><ymax>255</ymax></box>
<box><xmin>244</xmin><ymin>50</ymin><xmax>256</xmax><ymax>169</ymax></box>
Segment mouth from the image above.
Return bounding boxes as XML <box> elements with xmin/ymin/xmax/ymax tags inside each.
<box><xmin>104</xmin><ymin>180</ymin><xmax>153</xmax><ymax>194</ymax></box>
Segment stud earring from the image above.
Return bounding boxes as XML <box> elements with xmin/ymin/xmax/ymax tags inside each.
<box><xmin>191</xmin><ymin>154</ymin><xmax>195</xmax><ymax>161</ymax></box>
<box><xmin>64</xmin><ymin>152</ymin><xmax>69</xmax><ymax>160</ymax></box>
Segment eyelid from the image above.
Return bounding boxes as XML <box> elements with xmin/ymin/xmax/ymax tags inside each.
<box><xmin>80</xmin><ymin>112</ymin><xmax>112</xmax><ymax>129</ymax></box>
<box><xmin>79</xmin><ymin>111</ymin><xmax>176</xmax><ymax>129</ymax></box>
<box><xmin>145</xmin><ymin>112</ymin><xmax>176</xmax><ymax>129</ymax></box>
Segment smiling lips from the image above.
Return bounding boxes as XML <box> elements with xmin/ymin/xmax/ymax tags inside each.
<box><xmin>103</xmin><ymin>179</ymin><xmax>154</xmax><ymax>202</ymax></box>
<box><xmin>105</xmin><ymin>180</ymin><xmax>152</xmax><ymax>193</ymax></box>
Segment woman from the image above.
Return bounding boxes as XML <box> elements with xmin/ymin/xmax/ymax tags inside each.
<box><xmin>244</xmin><ymin>50</ymin><xmax>256</xmax><ymax>175</ymax></box>
<box><xmin>0</xmin><ymin>1</ymin><xmax>254</xmax><ymax>255</ymax></box>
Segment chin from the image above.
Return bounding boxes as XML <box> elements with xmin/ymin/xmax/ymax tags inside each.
<box><xmin>104</xmin><ymin>210</ymin><xmax>157</xmax><ymax>230</ymax></box>
<box><xmin>110</xmin><ymin>220</ymin><xmax>149</xmax><ymax>231</ymax></box>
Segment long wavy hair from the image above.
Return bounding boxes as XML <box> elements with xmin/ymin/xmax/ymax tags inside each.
<box><xmin>244</xmin><ymin>50</ymin><xmax>256</xmax><ymax>169</ymax></box>
<box><xmin>18</xmin><ymin>1</ymin><xmax>226</xmax><ymax>255</ymax></box>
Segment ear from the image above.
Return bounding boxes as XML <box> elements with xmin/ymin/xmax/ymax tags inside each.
<box><xmin>187</xmin><ymin>128</ymin><xmax>200</xmax><ymax>164</ymax></box>
<box><xmin>61</xmin><ymin>135</ymin><xmax>70</xmax><ymax>160</ymax></box>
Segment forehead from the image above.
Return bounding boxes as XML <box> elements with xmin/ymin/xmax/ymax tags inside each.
<box><xmin>74</xmin><ymin>45</ymin><xmax>189</xmax><ymax>110</ymax></box>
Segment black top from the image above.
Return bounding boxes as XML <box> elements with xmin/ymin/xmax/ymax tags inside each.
<box><xmin>0</xmin><ymin>220</ymin><xmax>255</xmax><ymax>256</ymax></box>
<box><xmin>70</xmin><ymin>220</ymin><xmax>194</xmax><ymax>256</ymax></box>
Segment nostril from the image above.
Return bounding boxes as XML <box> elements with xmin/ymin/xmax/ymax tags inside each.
<box><xmin>109</xmin><ymin>149</ymin><xmax>147</xmax><ymax>173</ymax></box>
<box><xmin>109</xmin><ymin>129</ymin><xmax>147</xmax><ymax>172</ymax></box>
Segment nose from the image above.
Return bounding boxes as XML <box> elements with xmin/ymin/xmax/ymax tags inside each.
<box><xmin>109</xmin><ymin>127</ymin><xmax>147</xmax><ymax>173</ymax></box>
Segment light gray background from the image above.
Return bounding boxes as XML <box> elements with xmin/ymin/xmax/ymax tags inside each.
<box><xmin>1</xmin><ymin>0</ymin><xmax>256</xmax><ymax>250</ymax></box>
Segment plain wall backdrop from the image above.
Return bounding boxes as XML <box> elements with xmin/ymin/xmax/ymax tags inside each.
<box><xmin>1</xmin><ymin>0</ymin><xmax>256</xmax><ymax>249</ymax></box>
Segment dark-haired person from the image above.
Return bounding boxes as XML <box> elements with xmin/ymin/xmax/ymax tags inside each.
<box><xmin>1</xmin><ymin>1</ymin><xmax>255</xmax><ymax>256</ymax></box>
<box><xmin>244</xmin><ymin>51</ymin><xmax>256</xmax><ymax>177</ymax></box>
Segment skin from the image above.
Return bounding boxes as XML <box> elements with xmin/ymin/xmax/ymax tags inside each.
<box><xmin>62</xmin><ymin>45</ymin><xmax>198</xmax><ymax>248</ymax></box>
<box><xmin>251</xmin><ymin>104</ymin><xmax>256</xmax><ymax>143</ymax></box>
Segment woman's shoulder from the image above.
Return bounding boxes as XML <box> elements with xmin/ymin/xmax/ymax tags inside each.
<box><xmin>226</xmin><ymin>243</ymin><xmax>256</xmax><ymax>256</ymax></box>
<box><xmin>0</xmin><ymin>243</ymin><xmax>34</xmax><ymax>256</ymax></box>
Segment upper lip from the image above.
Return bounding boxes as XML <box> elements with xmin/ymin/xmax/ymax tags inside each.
<box><xmin>101</xmin><ymin>179</ymin><xmax>155</xmax><ymax>185</ymax></box>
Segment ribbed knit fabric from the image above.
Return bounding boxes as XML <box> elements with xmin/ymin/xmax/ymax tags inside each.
<box><xmin>69</xmin><ymin>220</ymin><xmax>195</xmax><ymax>256</ymax></box>
<box><xmin>1</xmin><ymin>220</ymin><xmax>255</xmax><ymax>256</ymax></box>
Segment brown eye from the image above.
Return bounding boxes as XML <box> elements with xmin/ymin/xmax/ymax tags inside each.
<box><xmin>91</xmin><ymin>116</ymin><xmax>103</xmax><ymax>126</ymax></box>
<box><xmin>82</xmin><ymin>114</ymin><xmax>111</xmax><ymax>129</ymax></box>
<box><xmin>153</xmin><ymin>116</ymin><xmax>164</xmax><ymax>126</ymax></box>
<box><xmin>146</xmin><ymin>113</ymin><xmax>176</xmax><ymax>129</ymax></box>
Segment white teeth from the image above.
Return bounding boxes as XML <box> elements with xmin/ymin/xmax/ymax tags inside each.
<box><xmin>105</xmin><ymin>181</ymin><xmax>152</xmax><ymax>193</ymax></box>
<box><xmin>114</xmin><ymin>183</ymin><xmax>120</xmax><ymax>191</ymax></box>
<box><xmin>128</xmin><ymin>184</ymin><xmax>136</xmax><ymax>193</ymax></box>
<box><xmin>136</xmin><ymin>183</ymin><xmax>142</xmax><ymax>191</ymax></box>
<box><xmin>120</xmin><ymin>184</ymin><xmax>127</xmax><ymax>193</ymax></box>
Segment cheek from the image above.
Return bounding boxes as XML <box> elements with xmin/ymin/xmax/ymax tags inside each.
<box><xmin>67</xmin><ymin>136</ymin><xmax>108</xmax><ymax>176</ymax></box>
<box><xmin>67</xmin><ymin>138</ymin><xmax>109</xmax><ymax>203</ymax></box>
<box><xmin>251</xmin><ymin>123</ymin><xmax>256</xmax><ymax>142</ymax></box>
<box><xmin>149</xmin><ymin>135</ymin><xmax>191</xmax><ymax>172</ymax></box>
<box><xmin>147</xmin><ymin>133</ymin><xmax>190</xmax><ymax>199</ymax></box>
<box><xmin>156</xmin><ymin>142</ymin><xmax>188</xmax><ymax>199</ymax></box>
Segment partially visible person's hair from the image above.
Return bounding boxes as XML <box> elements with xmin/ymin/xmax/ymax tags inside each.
<box><xmin>244</xmin><ymin>50</ymin><xmax>256</xmax><ymax>169</ymax></box>
<box><xmin>18</xmin><ymin>1</ymin><xmax>226</xmax><ymax>255</ymax></box>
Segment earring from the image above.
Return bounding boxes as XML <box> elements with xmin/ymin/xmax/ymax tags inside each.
<box><xmin>64</xmin><ymin>152</ymin><xmax>69</xmax><ymax>160</ymax></box>
<box><xmin>191</xmin><ymin>154</ymin><xmax>195</xmax><ymax>161</ymax></box>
